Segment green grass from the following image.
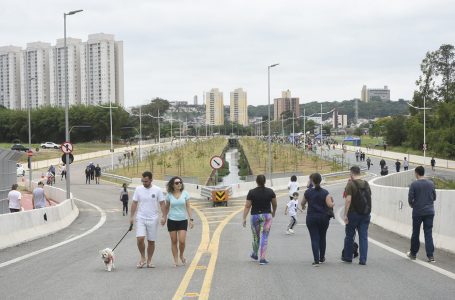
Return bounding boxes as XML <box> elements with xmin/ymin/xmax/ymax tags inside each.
<box><xmin>431</xmin><ymin>178</ymin><xmax>455</xmax><ymax>190</ymax></box>
<box><xmin>0</xmin><ymin>142</ymin><xmax>118</xmax><ymax>163</ymax></box>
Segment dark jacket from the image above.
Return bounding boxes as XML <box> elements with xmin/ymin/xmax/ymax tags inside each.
<box><xmin>408</xmin><ymin>179</ymin><xmax>436</xmax><ymax>216</ymax></box>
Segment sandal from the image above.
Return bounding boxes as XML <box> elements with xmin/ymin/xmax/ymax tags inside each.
<box><xmin>180</xmin><ymin>257</ymin><xmax>187</xmax><ymax>265</ymax></box>
<box><xmin>147</xmin><ymin>263</ymin><xmax>156</xmax><ymax>268</ymax></box>
<box><xmin>136</xmin><ymin>261</ymin><xmax>146</xmax><ymax>268</ymax></box>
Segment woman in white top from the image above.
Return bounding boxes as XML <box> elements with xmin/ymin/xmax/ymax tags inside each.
<box><xmin>163</xmin><ymin>176</ymin><xmax>194</xmax><ymax>267</ymax></box>
<box><xmin>8</xmin><ymin>184</ymin><xmax>22</xmax><ymax>213</ymax></box>
<box><xmin>288</xmin><ymin>175</ymin><xmax>299</xmax><ymax>200</ymax></box>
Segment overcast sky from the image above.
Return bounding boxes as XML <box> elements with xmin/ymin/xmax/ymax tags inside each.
<box><xmin>2</xmin><ymin>0</ymin><xmax>455</xmax><ymax>107</ymax></box>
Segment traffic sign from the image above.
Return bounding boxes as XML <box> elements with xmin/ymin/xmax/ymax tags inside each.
<box><xmin>61</xmin><ymin>153</ymin><xmax>74</xmax><ymax>165</ymax></box>
<box><xmin>423</xmin><ymin>143</ymin><xmax>427</xmax><ymax>151</ymax></box>
<box><xmin>210</xmin><ymin>156</ymin><xmax>224</xmax><ymax>170</ymax></box>
<box><xmin>27</xmin><ymin>150</ymin><xmax>33</xmax><ymax>157</ymax></box>
<box><xmin>61</xmin><ymin>141</ymin><xmax>73</xmax><ymax>154</ymax></box>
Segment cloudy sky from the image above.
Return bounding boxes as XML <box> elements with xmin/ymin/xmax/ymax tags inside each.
<box><xmin>2</xmin><ymin>0</ymin><xmax>455</xmax><ymax>107</ymax></box>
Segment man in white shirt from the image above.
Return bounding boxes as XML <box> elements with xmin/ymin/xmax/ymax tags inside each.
<box><xmin>130</xmin><ymin>171</ymin><xmax>166</xmax><ymax>268</ymax></box>
<box><xmin>8</xmin><ymin>184</ymin><xmax>22</xmax><ymax>213</ymax></box>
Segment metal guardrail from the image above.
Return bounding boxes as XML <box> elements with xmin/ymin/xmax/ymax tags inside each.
<box><xmin>102</xmin><ymin>172</ymin><xmax>132</xmax><ymax>184</ymax></box>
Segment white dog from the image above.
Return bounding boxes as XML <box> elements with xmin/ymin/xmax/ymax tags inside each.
<box><xmin>99</xmin><ymin>248</ymin><xmax>115</xmax><ymax>272</ymax></box>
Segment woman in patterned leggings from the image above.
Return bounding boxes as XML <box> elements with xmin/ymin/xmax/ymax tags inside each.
<box><xmin>242</xmin><ymin>175</ymin><xmax>277</xmax><ymax>265</ymax></box>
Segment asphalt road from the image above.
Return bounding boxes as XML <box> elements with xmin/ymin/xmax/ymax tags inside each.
<box><xmin>2</xmin><ymin>149</ymin><xmax>455</xmax><ymax>299</ymax></box>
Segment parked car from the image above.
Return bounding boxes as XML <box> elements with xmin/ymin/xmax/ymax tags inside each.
<box><xmin>41</xmin><ymin>142</ymin><xmax>59</xmax><ymax>149</ymax></box>
<box><xmin>17</xmin><ymin>163</ymin><xmax>25</xmax><ymax>176</ymax></box>
<box><xmin>11</xmin><ymin>144</ymin><xmax>29</xmax><ymax>152</ymax></box>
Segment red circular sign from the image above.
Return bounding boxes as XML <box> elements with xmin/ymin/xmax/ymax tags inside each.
<box><xmin>27</xmin><ymin>150</ymin><xmax>33</xmax><ymax>157</ymax></box>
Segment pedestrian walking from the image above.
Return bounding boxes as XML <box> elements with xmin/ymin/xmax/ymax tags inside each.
<box><xmin>355</xmin><ymin>150</ymin><xmax>360</xmax><ymax>162</ymax></box>
<box><xmin>285</xmin><ymin>192</ymin><xmax>302</xmax><ymax>234</ymax></box>
<box><xmin>95</xmin><ymin>164</ymin><xmax>102</xmax><ymax>184</ymax></box>
<box><xmin>395</xmin><ymin>159</ymin><xmax>401</xmax><ymax>172</ymax></box>
<box><xmin>32</xmin><ymin>182</ymin><xmax>51</xmax><ymax>209</ymax></box>
<box><xmin>48</xmin><ymin>165</ymin><xmax>56</xmax><ymax>184</ymax></box>
<box><xmin>120</xmin><ymin>183</ymin><xmax>129</xmax><ymax>216</ymax></box>
<box><xmin>163</xmin><ymin>176</ymin><xmax>194</xmax><ymax>267</ymax></box>
<box><xmin>60</xmin><ymin>164</ymin><xmax>66</xmax><ymax>180</ymax></box>
<box><xmin>403</xmin><ymin>157</ymin><xmax>409</xmax><ymax>171</ymax></box>
<box><xmin>342</xmin><ymin>166</ymin><xmax>372</xmax><ymax>265</ymax></box>
<box><xmin>130</xmin><ymin>171</ymin><xmax>166</xmax><ymax>268</ymax></box>
<box><xmin>366</xmin><ymin>157</ymin><xmax>372</xmax><ymax>170</ymax></box>
<box><xmin>287</xmin><ymin>175</ymin><xmax>299</xmax><ymax>200</ymax></box>
<box><xmin>379</xmin><ymin>158</ymin><xmax>386</xmax><ymax>169</ymax></box>
<box><xmin>8</xmin><ymin>184</ymin><xmax>22</xmax><ymax>213</ymax></box>
<box><xmin>301</xmin><ymin>173</ymin><xmax>335</xmax><ymax>266</ymax></box>
<box><xmin>406</xmin><ymin>166</ymin><xmax>436</xmax><ymax>263</ymax></box>
<box><xmin>430</xmin><ymin>157</ymin><xmax>436</xmax><ymax>171</ymax></box>
<box><xmin>90</xmin><ymin>162</ymin><xmax>96</xmax><ymax>180</ymax></box>
<box><xmin>242</xmin><ymin>175</ymin><xmax>277</xmax><ymax>265</ymax></box>
<box><xmin>85</xmin><ymin>165</ymin><xmax>91</xmax><ymax>184</ymax></box>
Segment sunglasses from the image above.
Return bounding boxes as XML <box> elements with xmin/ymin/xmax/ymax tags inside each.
<box><xmin>174</xmin><ymin>181</ymin><xmax>182</xmax><ymax>185</ymax></box>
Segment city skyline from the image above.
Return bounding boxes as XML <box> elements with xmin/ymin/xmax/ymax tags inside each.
<box><xmin>1</xmin><ymin>0</ymin><xmax>455</xmax><ymax>107</ymax></box>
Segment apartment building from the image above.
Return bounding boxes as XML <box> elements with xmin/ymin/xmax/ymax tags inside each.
<box><xmin>273</xmin><ymin>89</ymin><xmax>300</xmax><ymax>120</ymax></box>
<box><xmin>230</xmin><ymin>88</ymin><xmax>248</xmax><ymax>126</ymax></box>
<box><xmin>205</xmin><ymin>88</ymin><xmax>224</xmax><ymax>126</ymax></box>
<box><xmin>361</xmin><ymin>85</ymin><xmax>390</xmax><ymax>102</ymax></box>
<box><xmin>0</xmin><ymin>46</ymin><xmax>22</xmax><ymax>109</ymax></box>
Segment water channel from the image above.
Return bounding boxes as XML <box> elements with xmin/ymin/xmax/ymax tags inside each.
<box><xmin>221</xmin><ymin>148</ymin><xmax>244</xmax><ymax>185</ymax></box>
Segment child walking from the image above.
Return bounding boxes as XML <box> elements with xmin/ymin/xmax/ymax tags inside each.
<box><xmin>285</xmin><ymin>192</ymin><xmax>303</xmax><ymax>234</ymax></box>
<box><xmin>120</xmin><ymin>183</ymin><xmax>129</xmax><ymax>216</ymax></box>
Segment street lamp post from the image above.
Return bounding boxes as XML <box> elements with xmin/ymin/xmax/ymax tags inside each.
<box><xmin>27</xmin><ymin>77</ymin><xmax>35</xmax><ymax>190</ymax></box>
<box><xmin>146</xmin><ymin>111</ymin><xmax>162</xmax><ymax>152</ymax></box>
<box><xmin>95</xmin><ymin>103</ymin><xmax>118</xmax><ymax>169</ymax></box>
<box><xmin>267</xmin><ymin>63</ymin><xmax>279</xmax><ymax>185</ymax></box>
<box><xmin>407</xmin><ymin>101</ymin><xmax>431</xmax><ymax>165</ymax></box>
<box><xmin>64</xmin><ymin>9</ymin><xmax>83</xmax><ymax>200</ymax></box>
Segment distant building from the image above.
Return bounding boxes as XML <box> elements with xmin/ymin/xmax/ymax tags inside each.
<box><xmin>80</xmin><ymin>33</ymin><xmax>124</xmax><ymax>106</ymax></box>
<box><xmin>194</xmin><ymin>95</ymin><xmax>198</xmax><ymax>105</ymax></box>
<box><xmin>0</xmin><ymin>46</ymin><xmax>22</xmax><ymax>109</ymax></box>
<box><xmin>332</xmin><ymin>110</ymin><xmax>348</xmax><ymax>128</ymax></box>
<box><xmin>49</xmin><ymin>38</ymin><xmax>82</xmax><ymax>107</ymax></box>
<box><xmin>230</xmin><ymin>88</ymin><xmax>248</xmax><ymax>126</ymax></box>
<box><xmin>169</xmin><ymin>101</ymin><xmax>188</xmax><ymax>106</ymax></box>
<box><xmin>20</xmin><ymin>42</ymin><xmax>51</xmax><ymax>108</ymax></box>
<box><xmin>273</xmin><ymin>89</ymin><xmax>300</xmax><ymax>120</ymax></box>
<box><xmin>205</xmin><ymin>88</ymin><xmax>224</xmax><ymax>125</ymax></box>
<box><xmin>361</xmin><ymin>85</ymin><xmax>390</xmax><ymax>102</ymax></box>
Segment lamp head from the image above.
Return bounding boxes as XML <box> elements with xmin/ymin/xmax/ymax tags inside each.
<box><xmin>67</xmin><ymin>9</ymin><xmax>83</xmax><ymax>15</ymax></box>
<box><xmin>269</xmin><ymin>63</ymin><xmax>279</xmax><ymax>68</ymax></box>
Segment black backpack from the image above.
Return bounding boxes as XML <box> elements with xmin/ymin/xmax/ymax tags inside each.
<box><xmin>351</xmin><ymin>180</ymin><xmax>371</xmax><ymax>215</ymax></box>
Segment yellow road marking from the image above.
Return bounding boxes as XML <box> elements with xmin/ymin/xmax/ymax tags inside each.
<box><xmin>184</xmin><ymin>292</ymin><xmax>199</xmax><ymax>297</ymax></box>
<box><xmin>172</xmin><ymin>206</ymin><xmax>209</xmax><ymax>300</ymax></box>
<box><xmin>195</xmin><ymin>265</ymin><xmax>207</xmax><ymax>270</ymax></box>
<box><xmin>198</xmin><ymin>207</ymin><xmax>244</xmax><ymax>300</ymax></box>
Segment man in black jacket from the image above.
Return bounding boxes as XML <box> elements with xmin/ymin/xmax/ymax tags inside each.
<box><xmin>407</xmin><ymin>166</ymin><xmax>436</xmax><ymax>262</ymax></box>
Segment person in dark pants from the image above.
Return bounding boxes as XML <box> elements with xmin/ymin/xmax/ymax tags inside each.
<box><xmin>407</xmin><ymin>166</ymin><xmax>436</xmax><ymax>262</ymax></box>
<box><xmin>379</xmin><ymin>158</ymin><xmax>386</xmax><ymax>169</ymax></box>
<box><xmin>395</xmin><ymin>159</ymin><xmax>401</xmax><ymax>172</ymax></box>
<box><xmin>85</xmin><ymin>166</ymin><xmax>91</xmax><ymax>184</ymax></box>
<box><xmin>120</xmin><ymin>183</ymin><xmax>129</xmax><ymax>216</ymax></box>
<box><xmin>430</xmin><ymin>157</ymin><xmax>436</xmax><ymax>171</ymax></box>
<box><xmin>301</xmin><ymin>173</ymin><xmax>335</xmax><ymax>266</ymax></box>
<box><xmin>95</xmin><ymin>164</ymin><xmax>101</xmax><ymax>184</ymax></box>
<box><xmin>342</xmin><ymin>166</ymin><xmax>372</xmax><ymax>265</ymax></box>
<box><xmin>366</xmin><ymin>157</ymin><xmax>372</xmax><ymax>170</ymax></box>
<box><xmin>90</xmin><ymin>163</ymin><xmax>95</xmax><ymax>180</ymax></box>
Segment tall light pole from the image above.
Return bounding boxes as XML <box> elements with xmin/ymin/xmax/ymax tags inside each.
<box><xmin>146</xmin><ymin>111</ymin><xmax>162</xmax><ymax>152</ymax></box>
<box><xmin>267</xmin><ymin>63</ymin><xmax>279</xmax><ymax>185</ymax></box>
<box><xmin>64</xmin><ymin>9</ymin><xmax>83</xmax><ymax>200</ymax></box>
<box><xmin>28</xmin><ymin>77</ymin><xmax>35</xmax><ymax>190</ymax></box>
<box><xmin>95</xmin><ymin>103</ymin><xmax>118</xmax><ymax>169</ymax></box>
<box><xmin>407</xmin><ymin>101</ymin><xmax>431</xmax><ymax>165</ymax></box>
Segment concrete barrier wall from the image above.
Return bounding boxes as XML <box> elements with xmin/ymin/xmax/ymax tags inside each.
<box><xmin>369</xmin><ymin>172</ymin><xmax>455</xmax><ymax>254</ymax></box>
<box><xmin>0</xmin><ymin>183</ymin><xmax>79</xmax><ymax>250</ymax></box>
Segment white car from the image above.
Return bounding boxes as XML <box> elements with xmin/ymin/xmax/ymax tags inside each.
<box><xmin>17</xmin><ymin>163</ymin><xmax>25</xmax><ymax>177</ymax></box>
<box><xmin>41</xmin><ymin>142</ymin><xmax>59</xmax><ymax>149</ymax></box>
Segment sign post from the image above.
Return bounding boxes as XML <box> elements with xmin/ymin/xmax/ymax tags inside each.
<box><xmin>210</xmin><ymin>155</ymin><xmax>224</xmax><ymax>185</ymax></box>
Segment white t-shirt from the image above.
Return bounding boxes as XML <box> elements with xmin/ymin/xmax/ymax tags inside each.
<box><xmin>133</xmin><ymin>185</ymin><xmax>165</xmax><ymax>220</ymax></box>
<box><xmin>288</xmin><ymin>181</ymin><xmax>299</xmax><ymax>196</ymax></box>
<box><xmin>287</xmin><ymin>199</ymin><xmax>298</xmax><ymax>217</ymax></box>
<box><xmin>8</xmin><ymin>190</ymin><xmax>22</xmax><ymax>209</ymax></box>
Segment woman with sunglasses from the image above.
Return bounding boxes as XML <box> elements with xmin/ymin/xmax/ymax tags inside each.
<box><xmin>163</xmin><ymin>176</ymin><xmax>194</xmax><ymax>266</ymax></box>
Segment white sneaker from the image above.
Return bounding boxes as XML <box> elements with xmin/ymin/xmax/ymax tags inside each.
<box><xmin>289</xmin><ymin>229</ymin><xmax>295</xmax><ymax>234</ymax></box>
<box><xmin>285</xmin><ymin>230</ymin><xmax>291</xmax><ymax>235</ymax></box>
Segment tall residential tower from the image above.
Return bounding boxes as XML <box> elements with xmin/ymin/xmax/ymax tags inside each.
<box><xmin>0</xmin><ymin>46</ymin><xmax>22</xmax><ymax>109</ymax></box>
<box><xmin>230</xmin><ymin>88</ymin><xmax>248</xmax><ymax>126</ymax></box>
<box><xmin>205</xmin><ymin>88</ymin><xmax>224</xmax><ymax>126</ymax></box>
<box><xmin>273</xmin><ymin>89</ymin><xmax>300</xmax><ymax>120</ymax></box>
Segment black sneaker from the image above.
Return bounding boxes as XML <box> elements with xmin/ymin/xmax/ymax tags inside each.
<box><xmin>341</xmin><ymin>257</ymin><xmax>352</xmax><ymax>263</ymax></box>
<box><xmin>319</xmin><ymin>257</ymin><xmax>325</xmax><ymax>264</ymax></box>
<box><xmin>406</xmin><ymin>252</ymin><xmax>416</xmax><ymax>260</ymax></box>
<box><xmin>312</xmin><ymin>261</ymin><xmax>320</xmax><ymax>267</ymax></box>
<box><xmin>359</xmin><ymin>261</ymin><xmax>366</xmax><ymax>266</ymax></box>
<box><xmin>250</xmin><ymin>253</ymin><xmax>258</xmax><ymax>261</ymax></box>
<box><xmin>427</xmin><ymin>256</ymin><xmax>435</xmax><ymax>263</ymax></box>
<box><xmin>259</xmin><ymin>259</ymin><xmax>269</xmax><ymax>265</ymax></box>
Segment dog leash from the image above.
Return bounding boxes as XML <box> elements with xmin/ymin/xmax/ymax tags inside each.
<box><xmin>112</xmin><ymin>224</ymin><xmax>133</xmax><ymax>252</ymax></box>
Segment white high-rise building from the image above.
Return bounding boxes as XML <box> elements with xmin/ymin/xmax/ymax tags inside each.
<box><xmin>230</xmin><ymin>88</ymin><xmax>248</xmax><ymax>126</ymax></box>
<box><xmin>205</xmin><ymin>88</ymin><xmax>224</xmax><ymax>125</ymax></box>
<box><xmin>20</xmin><ymin>42</ymin><xmax>51</xmax><ymax>108</ymax></box>
<box><xmin>0</xmin><ymin>46</ymin><xmax>22</xmax><ymax>109</ymax></box>
<box><xmin>80</xmin><ymin>33</ymin><xmax>124</xmax><ymax>106</ymax></box>
<box><xmin>49</xmin><ymin>38</ymin><xmax>82</xmax><ymax>107</ymax></box>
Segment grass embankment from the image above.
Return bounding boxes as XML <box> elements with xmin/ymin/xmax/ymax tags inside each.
<box><xmin>112</xmin><ymin>137</ymin><xmax>228</xmax><ymax>184</ymax></box>
<box><xmin>0</xmin><ymin>142</ymin><xmax>123</xmax><ymax>163</ymax></box>
<box><xmin>432</xmin><ymin>178</ymin><xmax>455</xmax><ymax>190</ymax></box>
<box><xmin>239</xmin><ymin>137</ymin><xmax>337</xmax><ymax>175</ymax></box>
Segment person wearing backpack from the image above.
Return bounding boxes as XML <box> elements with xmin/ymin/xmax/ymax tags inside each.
<box><xmin>120</xmin><ymin>183</ymin><xmax>129</xmax><ymax>216</ymax></box>
<box><xmin>342</xmin><ymin>166</ymin><xmax>372</xmax><ymax>265</ymax></box>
